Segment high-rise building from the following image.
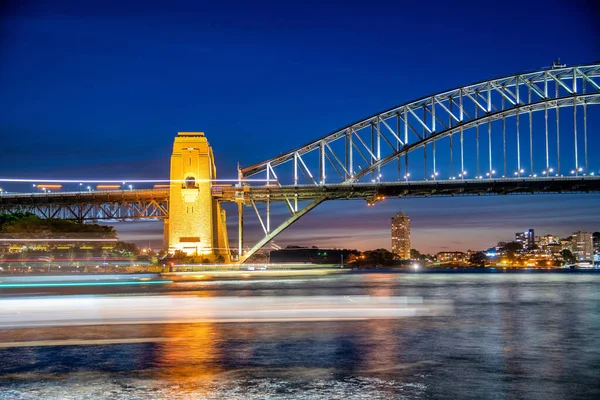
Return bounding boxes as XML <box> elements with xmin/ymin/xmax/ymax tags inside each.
<box><xmin>571</xmin><ymin>232</ymin><xmax>593</xmax><ymax>261</ymax></box>
<box><xmin>515</xmin><ymin>229</ymin><xmax>535</xmax><ymax>249</ymax></box>
<box><xmin>391</xmin><ymin>212</ymin><xmax>411</xmax><ymax>259</ymax></box>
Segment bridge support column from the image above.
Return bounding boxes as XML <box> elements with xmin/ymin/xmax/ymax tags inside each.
<box><xmin>163</xmin><ymin>218</ymin><xmax>169</xmax><ymax>250</ymax></box>
<box><xmin>238</xmin><ymin>201</ymin><xmax>243</xmax><ymax>260</ymax></box>
<box><xmin>168</xmin><ymin>132</ymin><xmax>230</xmax><ymax>262</ymax></box>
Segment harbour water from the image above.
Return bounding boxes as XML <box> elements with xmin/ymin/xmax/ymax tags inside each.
<box><xmin>1</xmin><ymin>271</ymin><xmax>599</xmax><ymax>399</ymax></box>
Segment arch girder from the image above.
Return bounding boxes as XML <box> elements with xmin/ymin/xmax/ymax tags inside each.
<box><xmin>241</xmin><ymin>63</ymin><xmax>600</xmax><ymax>185</ymax></box>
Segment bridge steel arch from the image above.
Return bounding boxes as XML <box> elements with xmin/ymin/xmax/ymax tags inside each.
<box><xmin>237</xmin><ymin>62</ymin><xmax>600</xmax><ymax>262</ymax></box>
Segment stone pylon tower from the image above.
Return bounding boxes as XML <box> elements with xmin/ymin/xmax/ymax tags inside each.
<box><xmin>165</xmin><ymin>132</ymin><xmax>230</xmax><ymax>262</ymax></box>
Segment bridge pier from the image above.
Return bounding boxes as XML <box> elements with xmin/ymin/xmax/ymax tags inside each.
<box><xmin>167</xmin><ymin>132</ymin><xmax>230</xmax><ymax>262</ymax></box>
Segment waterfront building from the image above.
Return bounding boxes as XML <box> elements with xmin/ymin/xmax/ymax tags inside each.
<box><xmin>436</xmin><ymin>252</ymin><xmax>466</xmax><ymax>263</ymax></box>
<box><xmin>571</xmin><ymin>232</ymin><xmax>593</xmax><ymax>261</ymax></box>
<box><xmin>391</xmin><ymin>212</ymin><xmax>411</xmax><ymax>259</ymax></box>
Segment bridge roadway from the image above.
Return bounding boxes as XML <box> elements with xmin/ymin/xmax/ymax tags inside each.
<box><xmin>0</xmin><ymin>176</ymin><xmax>599</xmax><ymax>221</ymax></box>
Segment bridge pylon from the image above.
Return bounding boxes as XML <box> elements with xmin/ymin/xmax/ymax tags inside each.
<box><xmin>166</xmin><ymin>132</ymin><xmax>230</xmax><ymax>262</ymax></box>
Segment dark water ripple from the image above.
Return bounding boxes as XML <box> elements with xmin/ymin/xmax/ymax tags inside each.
<box><xmin>1</xmin><ymin>272</ymin><xmax>599</xmax><ymax>399</ymax></box>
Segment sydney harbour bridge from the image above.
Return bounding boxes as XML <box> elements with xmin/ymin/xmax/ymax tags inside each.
<box><xmin>1</xmin><ymin>62</ymin><xmax>599</xmax><ymax>263</ymax></box>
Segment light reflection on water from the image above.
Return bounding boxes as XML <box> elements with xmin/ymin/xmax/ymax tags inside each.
<box><xmin>1</xmin><ymin>271</ymin><xmax>599</xmax><ymax>399</ymax></box>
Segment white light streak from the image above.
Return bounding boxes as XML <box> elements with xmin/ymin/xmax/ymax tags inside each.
<box><xmin>0</xmin><ymin>295</ymin><xmax>452</xmax><ymax>328</ymax></box>
<box><xmin>0</xmin><ymin>178</ymin><xmax>269</xmax><ymax>183</ymax></box>
<box><xmin>0</xmin><ymin>238</ymin><xmax>118</xmax><ymax>242</ymax></box>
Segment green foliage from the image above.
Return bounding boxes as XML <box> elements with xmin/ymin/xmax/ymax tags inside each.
<box><xmin>410</xmin><ymin>248</ymin><xmax>428</xmax><ymax>261</ymax></box>
<box><xmin>468</xmin><ymin>252</ymin><xmax>487</xmax><ymax>266</ymax></box>
<box><xmin>503</xmin><ymin>241</ymin><xmax>523</xmax><ymax>260</ymax></box>
<box><xmin>504</xmin><ymin>241</ymin><xmax>523</xmax><ymax>252</ymax></box>
<box><xmin>352</xmin><ymin>248</ymin><xmax>397</xmax><ymax>267</ymax></box>
<box><xmin>0</xmin><ymin>211</ymin><xmax>36</xmax><ymax>229</ymax></box>
<box><xmin>112</xmin><ymin>241</ymin><xmax>139</xmax><ymax>257</ymax></box>
<box><xmin>0</xmin><ymin>212</ymin><xmax>116</xmax><ymax>239</ymax></box>
<box><xmin>561</xmin><ymin>249</ymin><xmax>577</xmax><ymax>264</ymax></box>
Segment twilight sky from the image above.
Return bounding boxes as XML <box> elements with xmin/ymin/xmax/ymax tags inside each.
<box><xmin>1</xmin><ymin>0</ymin><xmax>599</xmax><ymax>253</ymax></box>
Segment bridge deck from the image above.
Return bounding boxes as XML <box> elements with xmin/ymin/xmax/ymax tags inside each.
<box><xmin>216</xmin><ymin>177</ymin><xmax>600</xmax><ymax>202</ymax></box>
<box><xmin>0</xmin><ymin>177</ymin><xmax>598</xmax><ymax>220</ymax></box>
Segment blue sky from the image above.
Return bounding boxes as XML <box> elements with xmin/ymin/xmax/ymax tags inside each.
<box><xmin>1</xmin><ymin>0</ymin><xmax>599</xmax><ymax>252</ymax></box>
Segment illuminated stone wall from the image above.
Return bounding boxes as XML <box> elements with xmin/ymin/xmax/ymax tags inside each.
<box><xmin>167</xmin><ymin>132</ymin><xmax>230</xmax><ymax>261</ymax></box>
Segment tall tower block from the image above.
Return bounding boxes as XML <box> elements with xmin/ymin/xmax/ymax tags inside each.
<box><xmin>167</xmin><ymin>132</ymin><xmax>230</xmax><ymax>262</ymax></box>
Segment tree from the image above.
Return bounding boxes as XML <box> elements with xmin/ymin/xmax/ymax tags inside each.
<box><xmin>112</xmin><ymin>242</ymin><xmax>139</xmax><ymax>257</ymax></box>
<box><xmin>504</xmin><ymin>241</ymin><xmax>523</xmax><ymax>252</ymax></box>
<box><xmin>503</xmin><ymin>241</ymin><xmax>523</xmax><ymax>260</ymax></box>
<box><xmin>171</xmin><ymin>250</ymin><xmax>188</xmax><ymax>261</ymax></box>
<box><xmin>355</xmin><ymin>248</ymin><xmax>396</xmax><ymax>267</ymax></box>
<box><xmin>561</xmin><ymin>249</ymin><xmax>577</xmax><ymax>264</ymax></box>
<box><xmin>410</xmin><ymin>249</ymin><xmax>423</xmax><ymax>260</ymax></box>
<box><xmin>1</xmin><ymin>213</ymin><xmax>116</xmax><ymax>239</ymax></box>
<box><xmin>469</xmin><ymin>252</ymin><xmax>487</xmax><ymax>267</ymax></box>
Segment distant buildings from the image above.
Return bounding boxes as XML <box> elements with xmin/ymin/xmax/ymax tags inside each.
<box><xmin>571</xmin><ymin>232</ymin><xmax>593</xmax><ymax>261</ymax></box>
<box><xmin>538</xmin><ymin>234</ymin><xmax>558</xmax><ymax>248</ymax></box>
<box><xmin>391</xmin><ymin>212</ymin><xmax>411</xmax><ymax>259</ymax></box>
<box><xmin>436</xmin><ymin>251</ymin><xmax>466</xmax><ymax>263</ymax></box>
<box><xmin>515</xmin><ymin>229</ymin><xmax>535</xmax><ymax>249</ymax></box>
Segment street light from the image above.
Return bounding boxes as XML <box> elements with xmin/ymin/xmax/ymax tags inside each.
<box><xmin>87</xmin><ymin>186</ymin><xmax>92</xmax><ymax>193</ymax></box>
<box><xmin>128</xmin><ymin>184</ymin><xmax>133</xmax><ymax>191</ymax></box>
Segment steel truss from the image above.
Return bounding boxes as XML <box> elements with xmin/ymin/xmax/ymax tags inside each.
<box><xmin>0</xmin><ymin>190</ymin><xmax>169</xmax><ymax>221</ymax></box>
<box><xmin>237</xmin><ymin>63</ymin><xmax>600</xmax><ymax>261</ymax></box>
